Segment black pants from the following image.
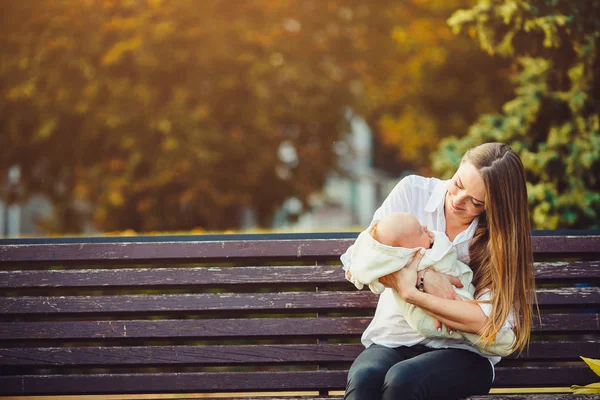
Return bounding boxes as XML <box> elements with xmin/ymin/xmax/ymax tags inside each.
<box><xmin>345</xmin><ymin>344</ymin><xmax>493</xmax><ymax>400</ymax></box>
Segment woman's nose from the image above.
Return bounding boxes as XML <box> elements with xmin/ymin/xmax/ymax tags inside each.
<box><xmin>454</xmin><ymin>191</ymin><xmax>467</xmax><ymax>204</ymax></box>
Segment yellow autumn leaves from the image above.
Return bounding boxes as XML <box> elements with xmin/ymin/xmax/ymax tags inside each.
<box><xmin>572</xmin><ymin>357</ymin><xmax>600</xmax><ymax>394</ymax></box>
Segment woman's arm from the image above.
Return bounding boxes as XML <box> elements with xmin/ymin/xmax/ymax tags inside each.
<box><xmin>381</xmin><ymin>250</ymin><xmax>487</xmax><ymax>334</ymax></box>
<box><xmin>404</xmin><ymin>291</ymin><xmax>487</xmax><ymax>334</ymax></box>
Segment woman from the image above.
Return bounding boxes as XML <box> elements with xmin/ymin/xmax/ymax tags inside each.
<box><xmin>341</xmin><ymin>142</ymin><xmax>536</xmax><ymax>400</ymax></box>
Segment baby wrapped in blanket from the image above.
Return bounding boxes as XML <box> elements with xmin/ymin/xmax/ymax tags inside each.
<box><xmin>349</xmin><ymin>212</ymin><xmax>515</xmax><ymax>356</ymax></box>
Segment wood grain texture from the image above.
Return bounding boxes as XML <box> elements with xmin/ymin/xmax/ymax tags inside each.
<box><xmin>0</xmin><ymin>367</ymin><xmax>597</xmax><ymax>395</ymax></box>
<box><xmin>178</xmin><ymin>396</ymin><xmax>599</xmax><ymax>400</ymax></box>
<box><xmin>1</xmin><ymin>313</ymin><xmax>596</xmax><ymax>341</ymax></box>
<box><xmin>1</xmin><ymin>287</ymin><xmax>597</xmax><ymax>315</ymax></box>
<box><xmin>0</xmin><ymin>317</ymin><xmax>370</xmax><ymax>340</ymax></box>
<box><xmin>1</xmin><ymin>340</ymin><xmax>598</xmax><ymax>367</ymax></box>
<box><xmin>1</xmin><ymin>261</ymin><xmax>598</xmax><ymax>289</ymax></box>
<box><xmin>0</xmin><ymin>344</ymin><xmax>364</xmax><ymax>366</ymax></box>
<box><xmin>0</xmin><ymin>234</ymin><xmax>598</xmax><ymax>397</ymax></box>
<box><xmin>0</xmin><ymin>236</ymin><xmax>598</xmax><ymax>264</ymax></box>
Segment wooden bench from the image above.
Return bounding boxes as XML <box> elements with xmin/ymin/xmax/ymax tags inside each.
<box><xmin>0</xmin><ymin>233</ymin><xmax>599</xmax><ymax>399</ymax></box>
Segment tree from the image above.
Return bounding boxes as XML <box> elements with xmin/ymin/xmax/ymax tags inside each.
<box><xmin>0</xmin><ymin>0</ymin><xmax>377</xmax><ymax>232</ymax></box>
<box><xmin>433</xmin><ymin>0</ymin><xmax>600</xmax><ymax>229</ymax></box>
<box><xmin>365</xmin><ymin>0</ymin><xmax>514</xmax><ymax>172</ymax></box>
<box><xmin>1</xmin><ymin>0</ymin><xmax>517</xmax><ymax>233</ymax></box>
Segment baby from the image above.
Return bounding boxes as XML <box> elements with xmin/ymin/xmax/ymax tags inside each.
<box><xmin>349</xmin><ymin>212</ymin><xmax>515</xmax><ymax>357</ymax></box>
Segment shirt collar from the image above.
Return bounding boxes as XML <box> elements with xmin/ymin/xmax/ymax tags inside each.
<box><xmin>424</xmin><ymin>179</ymin><xmax>450</xmax><ymax>213</ymax></box>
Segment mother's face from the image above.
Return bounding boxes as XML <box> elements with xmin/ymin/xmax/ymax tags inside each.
<box><xmin>445</xmin><ymin>162</ymin><xmax>486</xmax><ymax>221</ymax></box>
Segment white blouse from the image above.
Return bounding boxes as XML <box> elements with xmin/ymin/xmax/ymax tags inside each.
<box><xmin>340</xmin><ymin>175</ymin><xmax>514</xmax><ymax>379</ymax></box>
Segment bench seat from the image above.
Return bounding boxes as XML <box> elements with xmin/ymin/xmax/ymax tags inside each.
<box><xmin>0</xmin><ymin>234</ymin><xmax>599</xmax><ymax>398</ymax></box>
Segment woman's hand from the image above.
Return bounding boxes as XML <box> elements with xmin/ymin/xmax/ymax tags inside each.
<box><xmin>423</xmin><ymin>270</ymin><xmax>463</xmax><ymax>300</ymax></box>
<box><xmin>380</xmin><ymin>252</ymin><xmax>465</xmax><ymax>333</ymax></box>
<box><xmin>421</xmin><ymin>270</ymin><xmax>463</xmax><ymax>332</ymax></box>
<box><xmin>379</xmin><ymin>249</ymin><xmax>425</xmax><ymax>300</ymax></box>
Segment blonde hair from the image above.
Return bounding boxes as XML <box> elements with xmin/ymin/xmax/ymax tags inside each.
<box><xmin>464</xmin><ymin>142</ymin><xmax>536</xmax><ymax>353</ymax></box>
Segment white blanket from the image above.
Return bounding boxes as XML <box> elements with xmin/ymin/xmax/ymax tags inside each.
<box><xmin>349</xmin><ymin>229</ymin><xmax>515</xmax><ymax>356</ymax></box>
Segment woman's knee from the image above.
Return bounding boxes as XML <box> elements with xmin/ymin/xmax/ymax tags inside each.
<box><xmin>382</xmin><ymin>362</ymin><xmax>422</xmax><ymax>399</ymax></box>
<box><xmin>347</xmin><ymin>362</ymin><xmax>388</xmax><ymax>387</ymax></box>
<box><xmin>347</xmin><ymin>345</ymin><xmax>402</xmax><ymax>388</ymax></box>
<box><xmin>346</xmin><ymin>359</ymin><xmax>391</xmax><ymax>400</ymax></box>
<box><xmin>381</xmin><ymin>350</ymin><xmax>493</xmax><ymax>400</ymax></box>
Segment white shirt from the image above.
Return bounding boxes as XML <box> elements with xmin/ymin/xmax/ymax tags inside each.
<box><xmin>340</xmin><ymin>175</ymin><xmax>511</xmax><ymax>380</ymax></box>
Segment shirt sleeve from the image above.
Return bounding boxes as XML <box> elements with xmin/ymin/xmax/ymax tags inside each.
<box><xmin>340</xmin><ymin>175</ymin><xmax>414</xmax><ymax>272</ymax></box>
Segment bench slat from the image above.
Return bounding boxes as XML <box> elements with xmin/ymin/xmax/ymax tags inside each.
<box><xmin>172</xmin><ymin>397</ymin><xmax>600</xmax><ymax>400</ymax></box>
<box><xmin>179</xmin><ymin>397</ymin><xmax>596</xmax><ymax>400</ymax></box>
<box><xmin>0</xmin><ymin>318</ymin><xmax>366</xmax><ymax>340</ymax></box>
<box><xmin>0</xmin><ymin>344</ymin><xmax>363</xmax><ymax>366</ymax></box>
<box><xmin>0</xmin><ymin>266</ymin><xmax>344</xmax><ymax>288</ymax></box>
<box><xmin>0</xmin><ymin>366</ymin><xmax>596</xmax><ymax>395</ymax></box>
<box><xmin>1</xmin><ymin>288</ymin><xmax>598</xmax><ymax>315</ymax></box>
<box><xmin>0</xmin><ymin>292</ymin><xmax>373</xmax><ymax>314</ymax></box>
<box><xmin>495</xmin><ymin>365</ymin><xmax>598</xmax><ymax>386</ymax></box>
<box><xmin>535</xmin><ymin>261</ymin><xmax>600</xmax><ymax>280</ymax></box>
<box><xmin>1</xmin><ymin>236</ymin><xmax>598</xmax><ymax>264</ymax></box>
<box><xmin>1</xmin><ymin>340</ymin><xmax>598</xmax><ymax>367</ymax></box>
<box><xmin>1</xmin><ymin>314</ymin><xmax>596</xmax><ymax>341</ymax></box>
<box><xmin>468</xmin><ymin>397</ymin><xmax>597</xmax><ymax>400</ymax></box>
<box><xmin>0</xmin><ymin>371</ymin><xmax>347</xmax><ymax>395</ymax></box>
<box><xmin>506</xmin><ymin>339</ymin><xmax>600</xmax><ymax>359</ymax></box>
<box><xmin>2</xmin><ymin>261</ymin><xmax>598</xmax><ymax>289</ymax></box>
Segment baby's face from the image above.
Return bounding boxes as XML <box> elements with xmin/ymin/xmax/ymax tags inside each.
<box><xmin>403</xmin><ymin>223</ymin><xmax>434</xmax><ymax>249</ymax></box>
<box><xmin>374</xmin><ymin>213</ymin><xmax>434</xmax><ymax>249</ymax></box>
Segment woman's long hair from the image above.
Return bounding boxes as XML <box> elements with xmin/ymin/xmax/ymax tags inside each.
<box><xmin>465</xmin><ymin>142</ymin><xmax>536</xmax><ymax>353</ymax></box>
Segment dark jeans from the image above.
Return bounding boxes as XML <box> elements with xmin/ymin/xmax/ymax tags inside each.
<box><xmin>345</xmin><ymin>344</ymin><xmax>493</xmax><ymax>400</ymax></box>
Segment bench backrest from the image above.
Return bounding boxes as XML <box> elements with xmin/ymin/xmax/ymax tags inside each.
<box><xmin>0</xmin><ymin>235</ymin><xmax>599</xmax><ymax>396</ymax></box>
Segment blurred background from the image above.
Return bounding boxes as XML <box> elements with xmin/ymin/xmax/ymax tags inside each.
<box><xmin>0</xmin><ymin>0</ymin><xmax>598</xmax><ymax>238</ymax></box>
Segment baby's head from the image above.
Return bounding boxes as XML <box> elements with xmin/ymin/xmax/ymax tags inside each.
<box><xmin>372</xmin><ymin>212</ymin><xmax>433</xmax><ymax>249</ymax></box>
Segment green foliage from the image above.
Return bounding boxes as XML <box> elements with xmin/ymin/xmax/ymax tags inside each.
<box><xmin>435</xmin><ymin>0</ymin><xmax>600</xmax><ymax>229</ymax></box>
<box><xmin>369</xmin><ymin>0</ymin><xmax>514</xmax><ymax>170</ymax></box>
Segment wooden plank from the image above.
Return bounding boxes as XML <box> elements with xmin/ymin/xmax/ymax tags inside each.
<box><xmin>0</xmin><ymin>239</ymin><xmax>355</xmax><ymax>264</ymax></box>
<box><xmin>167</xmin><ymin>397</ymin><xmax>598</xmax><ymax>400</ymax></box>
<box><xmin>534</xmin><ymin>261</ymin><xmax>600</xmax><ymax>280</ymax></box>
<box><xmin>0</xmin><ymin>344</ymin><xmax>364</xmax><ymax>366</ymax></box>
<box><xmin>531</xmin><ymin>235</ymin><xmax>600</xmax><ymax>254</ymax></box>
<box><xmin>2</xmin><ymin>261</ymin><xmax>598</xmax><ymax>289</ymax></box>
<box><xmin>0</xmin><ymin>292</ymin><xmax>375</xmax><ymax>315</ymax></box>
<box><xmin>0</xmin><ymin>317</ymin><xmax>368</xmax><ymax>340</ymax></box>
<box><xmin>179</xmin><ymin>393</ymin><xmax>600</xmax><ymax>400</ymax></box>
<box><xmin>0</xmin><ymin>292</ymin><xmax>376</xmax><ymax>315</ymax></box>
<box><xmin>506</xmin><ymin>340</ymin><xmax>600</xmax><ymax>359</ymax></box>
<box><xmin>0</xmin><ymin>265</ymin><xmax>346</xmax><ymax>288</ymax></box>
<box><xmin>0</xmin><ymin>370</ymin><xmax>348</xmax><ymax>395</ymax></box>
<box><xmin>531</xmin><ymin>313</ymin><xmax>600</xmax><ymax>331</ymax></box>
<box><xmin>1</xmin><ymin>288</ymin><xmax>598</xmax><ymax>315</ymax></box>
<box><xmin>494</xmin><ymin>365</ymin><xmax>598</xmax><ymax>387</ymax></box>
<box><xmin>535</xmin><ymin>287</ymin><xmax>600</xmax><ymax>306</ymax></box>
<box><xmin>468</xmin><ymin>396</ymin><xmax>600</xmax><ymax>400</ymax></box>
<box><xmin>2</xmin><ymin>313</ymin><xmax>595</xmax><ymax>341</ymax></box>
<box><xmin>1</xmin><ymin>340</ymin><xmax>598</xmax><ymax>367</ymax></box>
<box><xmin>0</xmin><ymin>236</ymin><xmax>598</xmax><ymax>265</ymax></box>
<box><xmin>182</xmin><ymin>397</ymin><xmax>597</xmax><ymax>400</ymax></box>
<box><xmin>0</xmin><ymin>366</ymin><xmax>595</xmax><ymax>395</ymax></box>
